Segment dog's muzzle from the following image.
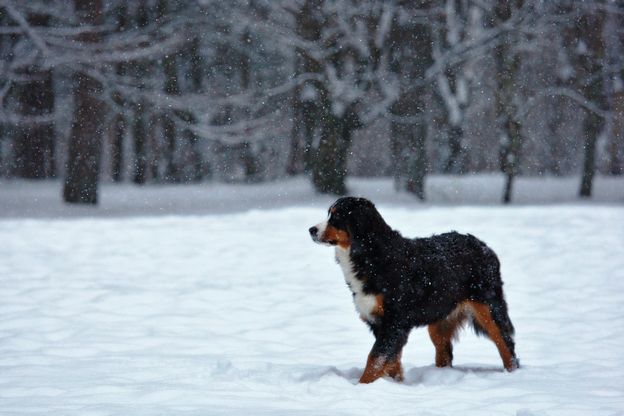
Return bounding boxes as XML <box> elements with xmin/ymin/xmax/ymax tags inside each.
<box><xmin>309</xmin><ymin>221</ymin><xmax>329</xmax><ymax>244</ymax></box>
<box><xmin>309</xmin><ymin>226</ymin><xmax>320</xmax><ymax>242</ymax></box>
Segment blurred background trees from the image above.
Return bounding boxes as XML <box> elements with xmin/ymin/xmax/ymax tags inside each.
<box><xmin>0</xmin><ymin>0</ymin><xmax>622</xmax><ymax>204</ymax></box>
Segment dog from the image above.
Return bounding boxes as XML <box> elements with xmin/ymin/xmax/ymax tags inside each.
<box><xmin>309</xmin><ymin>197</ymin><xmax>518</xmax><ymax>383</ymax></box>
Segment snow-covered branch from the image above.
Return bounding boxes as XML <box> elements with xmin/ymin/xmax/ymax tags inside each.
<box><xmin>0</xmin><ymin>0</ymin><xmax>51</xmax><ymax>59</ymax></box>
<box><xmin>519</xmin><ymin>87</ymin><xmax>610</xmax><ymax>120</ymax></box>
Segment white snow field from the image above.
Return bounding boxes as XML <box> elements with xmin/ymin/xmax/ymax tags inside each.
<box><xmin>1</xmin><ymin>177</ymin><xmax>623</xmax><ymax>415</ymax></box>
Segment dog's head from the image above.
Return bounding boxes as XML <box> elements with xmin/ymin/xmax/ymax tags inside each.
<box><xmin>309</xmin><ymin>197</ymin><xmax>386</xmax><ymax>249</ymax></box>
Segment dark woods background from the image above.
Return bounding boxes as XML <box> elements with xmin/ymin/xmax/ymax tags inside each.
<box><xmin>0</xmin><ymin>0</ymin><xmax>622</xmax><ymax>204</ymax></box>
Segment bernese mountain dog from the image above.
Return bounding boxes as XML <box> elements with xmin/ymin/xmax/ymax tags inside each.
<box><xmin>309</xmin><ymin>197</ymin><xmax>518</xmax><ymax>384</ymax></box>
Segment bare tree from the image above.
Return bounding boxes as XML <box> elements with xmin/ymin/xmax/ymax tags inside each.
<box><xmin>110</xmin><ymin>2</ymin><xmax>129</xmax><ymax>183</ymax></box>
<box><xmin>269</xmin><ymin>0</ymin><xmax>402</xmax><ymax>194</ymax></box>
<box><xmin>563</xmin><ymin>3</ymin><xmax>607</xmax><ymax>198</ymax></box>
<box><xmin>287</xmin><ymin>0</ymin><xmax>321</xmax><ymax>176</ymax></box>
<box><xmin>388</xmin><ymin>1</ymin><xmax>435</xmax><ymax>199</ymax></box>
<box><xmin>1</xmin><ymin>4</ymin><xmax>55</xmax><ymax>179</ymax></box>
<box><xmin>63</xmin><ymin>0</ymin><xmax>105</xmax><ymax>204</ymax></box>
<box><xmin>433</xmin><ymin>0</ymin><xmax>472</xmax><ymax>174</ymax></box>
<box><xmin>492</xmin><ymin>0</ymin><xmax>526</xmax><ymax>204</ymax></box>
<box><xmin>130</xmin><ymin>0</ymin><xmax>150</xmax><ymax>185</ymax></box>
<box><xmin>602</xmin><ymin>3</ymin><xmax>623</xmax><ymax>176</ymax></box>
<box><xmin>159</xmin><ymin>0</ymin><xmax>180</xmax><ymax>182</ymax></box>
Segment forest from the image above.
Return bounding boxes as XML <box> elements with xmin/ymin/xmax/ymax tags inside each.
<box><xmin>0</xmin><ymin>0</ymin><xmax>622</xmax><ymax>204</ymax></box>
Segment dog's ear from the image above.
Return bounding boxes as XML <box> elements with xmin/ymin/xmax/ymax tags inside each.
<box><xmin>345</xmin><ymin>201</ymin><xmax>371</xmax><ymax>240</ymax></box>
<box><xmin>347</xmin><ymin>200</ymin><xmax>388</xmax><ymax>255</ymax></box>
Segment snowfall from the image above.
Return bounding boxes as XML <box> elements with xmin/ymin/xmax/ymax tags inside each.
<box><xmin>1</xmin><ymin>175</ymin><xmax>623</xmax><ymax>416</ymax></box>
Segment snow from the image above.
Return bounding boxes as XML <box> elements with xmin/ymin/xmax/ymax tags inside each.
<box><xmin>1</xmin><ymin>174</ymin><xmax>622</xmax><ymax>219</ymax></box>
<box><xmin>1</xmin><ymin>178</ymin><xmax>624</xmax><ymax>415</ymax></box>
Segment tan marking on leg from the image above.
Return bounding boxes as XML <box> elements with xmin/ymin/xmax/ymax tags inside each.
<box><xmin>428</xmin><ymin>304</ymin><xmax>466</xmax><ymax>367</ymax></box>
<box><xmin>359</xmin><ymin>352</ymin><xmax>403</xmax><ymax>383</ymax></box>
<box><xmin>465</xmin><ymin>301</ymin><xmax>516</xmax><ymax>371</ymax></box>
<box><xmin>428</xmin><ymin>323</ymin><xmax>453</xmax><ymax>367</ymax></box>
<box><xmin>383</xmin><ymin>352</ymin><xmax>404</xmax><ymax>381</ymax></box>
<box><xmin>359</xmin><ymin>354</ymin><xmax>385</xmax><ymax>384</ymax></box>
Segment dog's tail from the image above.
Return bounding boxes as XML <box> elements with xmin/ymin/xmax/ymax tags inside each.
<box><xmin>467</xmin><ymin>237</ymin><xmax>518</xmax><ymax>367</ymax></box>
<box><xmin>469</xmin><ymin>286</ymin><xmax>518</xmax><ymax>366</ymax></box>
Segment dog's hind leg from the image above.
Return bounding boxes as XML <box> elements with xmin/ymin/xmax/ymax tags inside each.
<box><xmin>466</xmin><ymin>300</ymin><xmax>519</xmax><ymax>371</ymax></box>
<box><xmin>428</xmin><ymin>323</ymin><xmax>454</xmax><ymax>368</ymax></box>
<box><xmin>488</xmin><ymin>296</ymin><xmax>517</xmax><ymax>364</ymax></box>
<box><xmin>428</xmin><ymin>309</ymin><xmax>466</xmax><ymax>368</ymax></box>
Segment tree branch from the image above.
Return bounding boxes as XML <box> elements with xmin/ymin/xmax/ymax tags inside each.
<box><xmin>0</xmin><ymin>0</ymin><xmax>51</xmax><ymax>59</ymax></box>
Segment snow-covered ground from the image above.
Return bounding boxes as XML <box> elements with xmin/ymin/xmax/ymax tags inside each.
<box><xmin>1</xmin><ymin>177</ymin><xmax>623</xmax><ymax>415</ymax></box>
<box><xmin>1</xmin><ymin>174</ymin><xmax>623</xmax><ymax>218</ymax></box>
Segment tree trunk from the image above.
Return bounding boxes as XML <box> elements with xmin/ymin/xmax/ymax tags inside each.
<box><xmin>313</xmin><ymin>113</ymin><xmax>346</xmax><ymax>195</ymax></box>
<box><xmin>609</xmin><ymin>91</ymin><xmax>624</xmax><ymax>175</ymax></box>
<box><xmin>14</xmin><ymin>13</ymin><xmax>55</xmax><ymax>179</ymax></box>
<box><xmin>131</xmin><ymin>0</ymin><xmax>150</xmax><ymax>185</ymax></box>
<box><xmin>288</xmin><ymin>0</ymin><xmax>322</xmax><ymax>176</ymax></box>
<box><xmin>162</xmin><ymin>79</ymin><xmax>178</xmax><ymax>182</ymax></box>
<box><xmin>444</xmin><ymin>125</ymin><xmax>464</xmax><ymax>174</ymax></box>
<box><xmin>110</xmin><ymin>114</ymin><xmax>125</xmax><ymax>182</ymax></box>
<box><xmin>159</xmin><ymin>0</ymin><xmax>180</xmax><ymax>182</ymax></box>
<box><xmin>301</xmin><ymin>101</ymin><xmax>316</xmax><ymax>173</ymax></box>
<box><xmin>186</xmin><ymin>36</ymin><xmax>207</xmax><ymax>181</ymax></box>
<box><xmin>388</xmin><ymin>4</ymin><xmax>432</xmax><ymax>198</ymax></box>
<box><xmin>240</xmin><ymin>142</ymin><xmax>260</xmax><ymax>182</ymax></box>
<box><xmin>110</xmin><ymin>3</ymin><xmax>128</xmax><ymax>183</ymax></box>
<box><xmin>132</xmin><ymin>102</ymin><xmax>147</xmax><ymax>184</ymax></box>
<box><xmin>391</xmin><ymin>118</ymin><xmax>427</xmax><ymax>200</ymax></box>
<box><xmin>63</xmin><ymin>0</ymin><xmax>104</xmax><ymax>204</ymax></box>
<box><xmin>604</xmin><ymin>7</ymin><xmax>623</xmax><ymax>176</ymax></box>
<box><xmin>579</xmin><ymin>112</ymin><xmax>602</xmax><ymax>197</ymax></box>
<box><xmin>436</xmin><ymin>0</ymin><xmax>469</xmax><ymax>175</ymax></box>
<box><xmin>501</xmin><ymin>118</ymin><xmax>522</xmax><ymax>204</ymax></box>
<box><xmin>576</xmin><ymin>8</ymin><xmax>605</xmax><ymax>197</ymax></box>
<box><xmin>406</xmin><ymin>122</ymin><xmax>427</xmax><ymax>200</ymax></box>
<box><xmin>288</xmin><ymin>89</ymin><xmax>318</xmax><ymax>175</ymax></box>
<box><xmin>499</xmin><ymin>123</ymin><xmax>522</xmax><ymax>205</ymax></box>
<box><xmin>287</xmin><ymin>89</ymin><xmax>304</xmax><ymax>175</ymax></box>
<box><xmin>238</xmin><ymin>28</ymin><xmax>259</xmax><ymax>182</ymax></box>
<box><xmin>494</xmin><ymin>0</ymin><xmax>524</xmax><ymax>204</ymax></box>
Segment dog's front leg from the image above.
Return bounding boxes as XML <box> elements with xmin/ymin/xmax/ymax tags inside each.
<box><xmin>359</xmin><ymin>329</ymin><xmax>408</xmax><ymax>384</ymax></box>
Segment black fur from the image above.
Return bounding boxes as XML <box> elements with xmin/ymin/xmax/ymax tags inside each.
<box><xmin>311</xmin><ymin>197</ymin><xmax>518</xmax><ymax>381</ymax></box>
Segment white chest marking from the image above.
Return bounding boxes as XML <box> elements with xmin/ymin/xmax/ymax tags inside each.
<box><xmin>335</xmin><ymin>247</ymin><xmax>379</xmax><ymax>323</ymax></box>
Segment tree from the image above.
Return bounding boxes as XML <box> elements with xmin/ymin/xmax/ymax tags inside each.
<box><xmin>562</xmin><ymin>3</ymin><xmax>606</xmax><ymax>198</ymax></box>
<box><xmin>603</xmin><ymin>5</ymin><xmax>623</xmax><ymax>176</ymax></box>
<box><xmin>389</xmin><ymin>1</ymin><xmax>434</xmax><ymax>199</ymax></box>
<box><xmin>184</xmin><ymin>35</ymin><xmax>208</xmax><ymax>182</ymax></box>
<box><xmin>493</xmin><ymin>0</ymin><xmax>525</xmax><ymax>204</ymax></box>
<box><xmin>577</xmin><ymin>8</ymin><xmax>605</xmax><ymax>198</ymax></box>
<box><xmin>63</xmin><ymin>0</ymin><xmax>105</xmax><ymax>204</ymax></box>
<box><xmin>159</xmin><ymin>0</ymin><xmax>181</xmax><ymax>182</ymax></box>
<box><xmin>287</xmin><ymin>0</ymin><xmax>322</xmax><ymax>176</ymax></box>
<box><xmin>1</xmin><ymin>4</ymin><xmax>55</xmax><ymax>179</ymax></box>
<box><xmin>433</xmin><ymin>0</ymin><xmax>472</xmax><ymax>174</ymax></box>
<box><xmin>130</xmin><ymin>0</ymin><xmax>150</xmax><ymax>185</ymax></box>
<box><xmin>275</xmin><ymin>0</ymin><xmax>401</xmax><ymax>194</ymax></box>
<box><xmin>109</xmin><ymin>2</ymin><xmax>129</xmax><ymax>183</ymax></box>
